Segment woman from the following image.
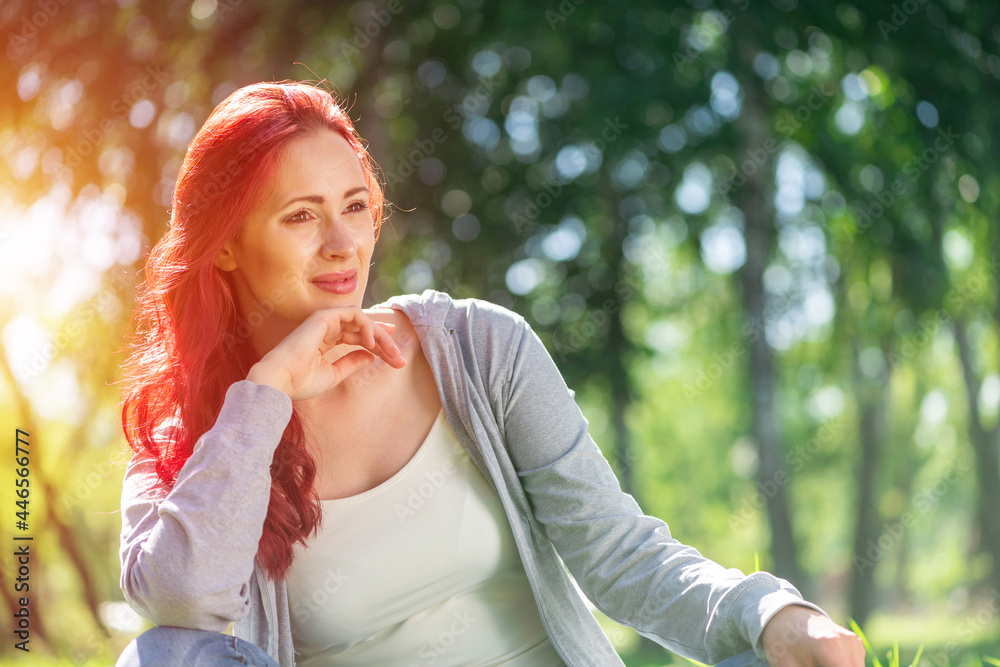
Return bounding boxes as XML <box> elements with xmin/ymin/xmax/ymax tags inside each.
<box><xmin>116</xmin><ymin>80</ymin><xmax>863</xmax><ymax>667</ymax></box>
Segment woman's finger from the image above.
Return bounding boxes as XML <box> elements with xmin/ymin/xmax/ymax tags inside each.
<box><xmin>304</xmin><ymin>314</ymin><xmax>402</xmax><ymax>370</ymax></box>
<box><xmin>339</xmin><ymin>312</ymin><xmax>402</xmax><ymax>367</ymax></box>
<box><xmin>328</xmin><ymin>348</ymin><xmax>377</xmax><ymax>384</ymax></box>
<box><xmin>315</xmin><ymin>307</ymin><xmax>371</xmax><ymax>344</ymax></box>
<box><xmin>325</xmin><ymin>328</ymin><xmax>403</xmax><ymax>365</ymax></box>
<box><xmin>328</xmin><ymin>331</ymin><xmax>368</xmax><ymax>348</ymax></box>
<box><xmin>332</xmin><ymin>317</ymin><xmax>402</xmax><ymax>365</ymax></box>
<box><xmin>371</xmin><ymin>322</ymin><xmax>405</xmax><ymax>368</ymax></box>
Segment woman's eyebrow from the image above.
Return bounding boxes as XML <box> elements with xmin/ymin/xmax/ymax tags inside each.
<box><xmin>278</xmin><ymin>186</ymin><xmax>370</xmax><ymax>210</ymax></box>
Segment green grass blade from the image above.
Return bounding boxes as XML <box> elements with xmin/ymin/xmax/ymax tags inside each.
<box><xmin>981</xmin><ymin>657</ymin><xmax>1000</xmax><ymax>667</ymax></box>
<box><xmin>910</xmin><ymin>644</ymin><xmax>924</xmax><ymax>667</ymax></box>
<box><xmin>890</xmin><ymin>640</ymin><xmax>899</xmax><ymax>667</ymax></box>
<box><xmin>849</xmin><ymin>618</ymin><xmax>882</xmax><ymax>667</ymax></box>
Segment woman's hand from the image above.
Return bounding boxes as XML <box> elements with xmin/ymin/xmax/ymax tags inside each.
<box><xmin>760</xmin><ymin>605</ymin><xmax>865</xmax><ymax>667</ymax></box>
<box><xmin>245</xmin><ymin>306</ymin><xmax>405</xmax><ymax>400</ymax></box>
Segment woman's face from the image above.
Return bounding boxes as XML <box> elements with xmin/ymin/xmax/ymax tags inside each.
<box><xmin>214</xmin><ymin>129</ymin><xmax>376</xmax><ymax>353</ymax></box>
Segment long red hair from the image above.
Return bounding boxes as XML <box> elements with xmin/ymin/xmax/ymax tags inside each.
<box><xmin>120</xmin><ymin>81</ymin><xmax>386</xmax><ymax>580</ymax></box>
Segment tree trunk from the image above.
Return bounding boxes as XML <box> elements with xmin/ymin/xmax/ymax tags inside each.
<box><xmin>952</xmin><ymin>319</ymin><xmax>1000</xmax><ymax>592</ymax></box>
<box><xmin>891</xmin><ymin>375</ymin><xmax>925</xmax><ymax>610</ymax></box>
<box><xmin>847</xmin><ymin>335</ymin><xmax>891</xmax><ymax>628</ymax></box>
<box><xmin>731</xmin><ymin>38</ymin><xmax>805</xmax><ymax>592</ymax></box>
<box><xmin>603</xmin><ymin>181</ymin><xmax>636</xmax><ymax>500</ymax></box>
<box><xmin>609</xmin><ymin>308</ymin><xmax>634</xmax><ymax>498</ymax></box>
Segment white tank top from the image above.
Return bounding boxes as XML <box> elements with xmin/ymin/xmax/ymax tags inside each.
<box><xmin>285</xmin><ymin>408</ymin><xmax>566</xmax><ymax>666</ymax></box>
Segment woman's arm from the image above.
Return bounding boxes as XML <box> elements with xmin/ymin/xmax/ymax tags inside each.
<box><xmin>119</xmin><ymin>380</ymin><xmax>293</xmax><ymax>629</ymax></box>
<box><xmin>499</xmin><ymin>318</ymin><xmax>830</xmax><ymax>664</ymax></box>
<box><xmin>120</xmin><ymin>306</ymin><xmax>402</xmax><ymax>630</ymax></box>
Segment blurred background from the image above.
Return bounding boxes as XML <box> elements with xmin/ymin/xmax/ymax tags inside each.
<box><xmin>0</xmin><ymin>0</ymin><xmax>998</xmax><ymax>664</ymax></box>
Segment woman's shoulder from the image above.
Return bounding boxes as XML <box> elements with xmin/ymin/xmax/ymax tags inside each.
<box><xmin>371</xmin><ymin>289</ymin><xmax>528</xmax><ymax>331</ymax></box>
<box><xmin>359</xmin><ymin>306</ymin><xmax>422</xmax><ymax>360</ymax></box>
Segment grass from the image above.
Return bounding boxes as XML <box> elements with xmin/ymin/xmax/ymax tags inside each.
<box><xmin>606</xmin><ymin>607</ymin><xmax>997</xmax><ymax>667</ymax></box>
<box><xmin>851</xmin><ymin>619</ymin><xmax>922</xmax><ymax>667</ymax></box>
<box><xmin>603</xmin><ymin>552</ymin><xmax>1000</xmax><ymax>667</ymax></box>
<box><xmin>845</xmin><ymin>616</ymin><xmax>1000</xmax><ymax>667</ymax></box>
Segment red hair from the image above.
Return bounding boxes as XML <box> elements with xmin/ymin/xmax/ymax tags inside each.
<box><xmin>120</xmin><ymin>81</ymin><xmax>386</xmax><ymax>580</ymax></box>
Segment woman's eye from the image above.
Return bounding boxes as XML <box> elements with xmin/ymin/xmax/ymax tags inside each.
<box><xmin>285</xmin><ymin>209</ymin><xmax>313</xmax><ymax>223</ymax></box>
<box><xmin>346</xmin><ymin>200</ymin><xmax>369</xmax><ymax>214</ymax></box>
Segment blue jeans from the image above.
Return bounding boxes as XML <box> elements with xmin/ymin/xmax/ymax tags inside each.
<box><xmin>715</xmin><ymin>648</ymin><xmax>771</xmax><ymax>667</ymax></box>
<box><xmin>115</xmin><ymin>628</ymin><xmax>765</xmax><ymax>666</ymax></box>
<box><xmin>116</xmin><ymin>626</ymin><xmax>279</xmax><ymax>666</ymax></box>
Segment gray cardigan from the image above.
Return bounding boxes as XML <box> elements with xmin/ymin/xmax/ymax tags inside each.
<box><xmin>119</xmin><ymin>289</ymin><xmax>825</xmax><ymax>666</ymax></box>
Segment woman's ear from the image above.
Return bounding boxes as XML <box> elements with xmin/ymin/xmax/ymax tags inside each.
<box><xmin>213</xmin><ymin>241</ymin><xmax>238</xmax><ymax>272</ymax></box>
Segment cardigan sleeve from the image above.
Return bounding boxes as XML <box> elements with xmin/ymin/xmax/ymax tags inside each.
<box><xmin>119</xmin><ymin>380</ymin><xmax>293</xmax><ymax>630</ymax></box>
<box><xmin>500</xmin><ymin>317</ymin><xmax>827</xmax><ymax>664</ymax></box>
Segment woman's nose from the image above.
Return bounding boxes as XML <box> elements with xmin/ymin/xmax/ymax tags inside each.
<box><xmin>319</xmin><ymin>217</ymin><xmax>358</xmax><ymax>258</ymax></box>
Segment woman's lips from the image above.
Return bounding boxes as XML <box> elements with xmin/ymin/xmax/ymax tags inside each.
<box><xmin>311</xmin><ymin>270</ymin><xmax>357</xmax><ymax>294</ymax></box>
